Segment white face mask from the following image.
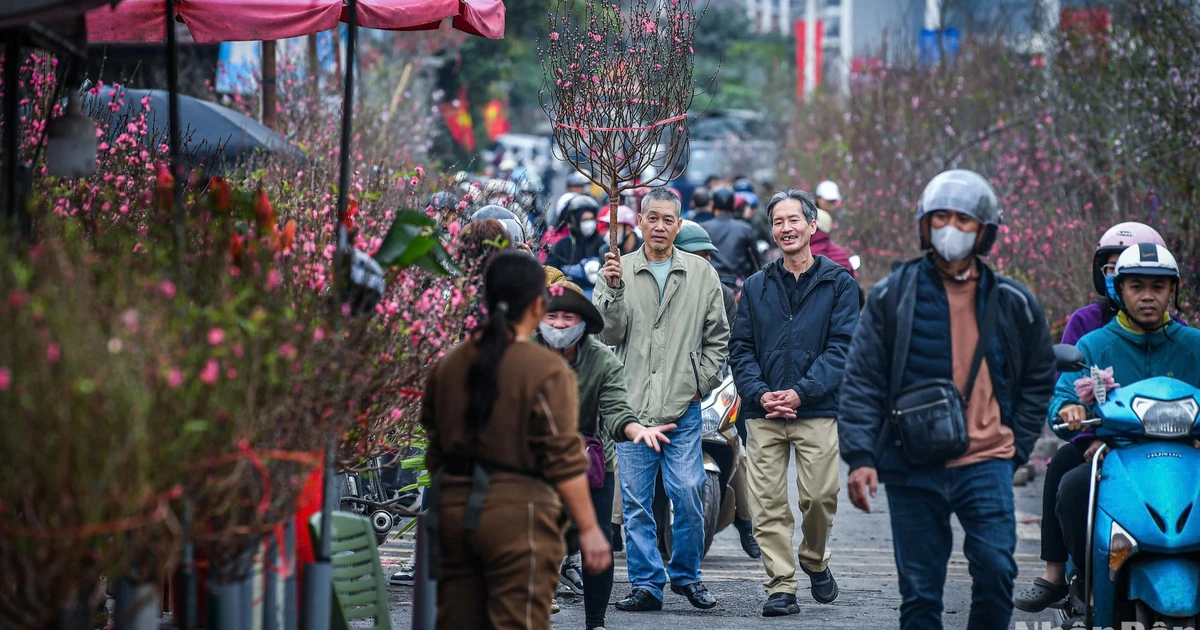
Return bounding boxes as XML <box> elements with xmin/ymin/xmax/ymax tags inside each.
<box><xmin>538</xmin><ymin>321</ymin><xmax>586</xmax><ymax>350</ymax></box>
<box><xmin>579</xmin><ymin>220</ymin><xmax>597</xmax><ymax>237</ymax></box>
<box><xmin>931</xmin><ymin>225</ymin><xmax>978</xmax><ymax>262</ymax></box>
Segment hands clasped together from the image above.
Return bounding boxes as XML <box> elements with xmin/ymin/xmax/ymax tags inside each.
<box><xmin>760</xmin><ymin>390</ymin><xmax>801</xmax><ymax>419</ymax></box>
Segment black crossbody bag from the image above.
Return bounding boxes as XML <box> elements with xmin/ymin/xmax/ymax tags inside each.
<box><xmin>882</xmin><ymin>270</ymin><xmax>999</xmax><ymax>468</ymax></box>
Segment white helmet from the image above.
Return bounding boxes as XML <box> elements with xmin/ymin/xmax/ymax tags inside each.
<box><xmin>1113</xmin><ymin>243</ymin><xmax>1180</xmax><ymax>305</ymax></box>
<box><xmin>815</xmin><ymin>180</ymin><xmax>841</xmax><ymax>202</ymax></box>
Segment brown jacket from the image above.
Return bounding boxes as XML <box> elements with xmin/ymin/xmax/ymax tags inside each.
<box><xmin>421</xmin><ymin>338</ymin><xmax>589</xmax><ymax>485</ymax></box>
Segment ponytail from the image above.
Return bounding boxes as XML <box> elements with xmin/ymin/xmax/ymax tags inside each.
<box><xmin>465</xmin><ymin>302</ymin><xmax>514</xmax><ymax>438</ymax></box>
<box><xmin>463</xmin><ymin>251</ymin><xmax>547</xmax><ymax>439</ymax></box>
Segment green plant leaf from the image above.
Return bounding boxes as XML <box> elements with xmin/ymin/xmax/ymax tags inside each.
<box><xmin>374</xmin><ymin>210</ymin><xmax>437</xmax><ymax>266</ymax></box>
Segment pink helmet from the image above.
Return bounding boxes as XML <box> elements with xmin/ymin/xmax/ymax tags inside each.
<box><xmin>599</xmin><ymin>205</ymin><xmax>638</xmax><ymax>229</ymax></box>
<box><xmin>1092</xmin><ymin>222</ymin><xmax>1166</xmax><ymax>297</ymax></box>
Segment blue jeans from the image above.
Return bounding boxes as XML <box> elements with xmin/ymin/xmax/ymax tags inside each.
<box><xmin>616</xmin><ymin>402</ymin><xmax>705</xmax><ymax>600</ymax></box>
<box><xmin>885</xmin><ymin>459</ymin><xmax>1017</xmax><ymax>630</ymax></box>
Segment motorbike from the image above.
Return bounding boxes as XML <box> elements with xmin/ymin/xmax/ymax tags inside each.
<box><xmin>1050</xmin><ymin>343</ymin><xmax>1200</xmax><ymax>628</ymax></box>
<box><xmin>338</xmin><ymin>451</ymin><xmax>421</xmax><ymax>546</ymax></box>
<box><xmin>653</xmin><ymin>366</ymin><xmax>742</xmax><ymax>560</ymax></box>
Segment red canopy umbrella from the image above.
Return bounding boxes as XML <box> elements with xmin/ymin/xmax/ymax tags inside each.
<box><xmin>85</xmin><ymin>0</ymin><xmax>504</xmax><ymax>42</ymax></box>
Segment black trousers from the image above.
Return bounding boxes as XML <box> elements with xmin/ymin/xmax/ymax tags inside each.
<box><xmin>564</xmin><ymin>471</ymin><xmax>615</xmax><ymax>630</ymax></box>
<box><xmin>1040</xmin><ymin>442</ymin><xmax>1086</xmax><ymax>563</ymax></box>
<box><xmin>1056</xmin><ymin>458</ymin><xmax>1094</xmax><ymax>567</ymax></box>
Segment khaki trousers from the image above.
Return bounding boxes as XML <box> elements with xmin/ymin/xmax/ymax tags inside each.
<box><xmin>746</xmin><ymin>416</ymin><xmax>840</xmax><ymax>595</ymax></box>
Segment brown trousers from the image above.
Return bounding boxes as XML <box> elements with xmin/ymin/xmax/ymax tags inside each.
<box><xmin>436</xmin><ymin>474</ymin><xmax>566</xmax><ymax>630</ymax></box>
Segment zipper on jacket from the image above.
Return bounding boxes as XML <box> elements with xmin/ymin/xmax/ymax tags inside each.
<box><xmin>690</xmin><ymin>351</ymin><xmax>702</xmax><ymax>396</ymax></box>
<box><xmin>894</xmin><ymin>399</ymin><xmax>951</xmax><ymax>416</ymax></box>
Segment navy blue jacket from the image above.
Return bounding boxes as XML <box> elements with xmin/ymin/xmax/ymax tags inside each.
<box><xmin>730</xmin><ymin>256</ymin><xmax>860</xmax><ymax>420</ymax></box>
<box><xmin>838</xmin><ymin>255</ymin><xmax>1056</xmax><ymax>483</ymax></box>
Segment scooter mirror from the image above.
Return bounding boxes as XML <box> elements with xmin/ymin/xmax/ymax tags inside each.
<box><xmin>1053</xmin><ymin>344</ymin><xmax>1087</xmax><ymax>372</ymax></box>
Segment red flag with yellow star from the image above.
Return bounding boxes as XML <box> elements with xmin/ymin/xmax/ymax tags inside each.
<box><xmin>439</xmin><ymin>86</ymin><xmax>475</xmax><ymax>151</ymax></box>
<box><xmin>482</xmin><ymin>99</ymin><xmax>511</xmax><ymax>141</ymax></box>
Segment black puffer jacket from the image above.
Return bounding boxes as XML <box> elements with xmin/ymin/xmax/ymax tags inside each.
<box><xmin>730</xmin><ymin>256</ymin><xmax>859</xmax><ymax>421</ymax></box>
<box><xmin>837</xmin><ymin>255</ymin><xmax>1056</xmax><ymax>483</ymax></box>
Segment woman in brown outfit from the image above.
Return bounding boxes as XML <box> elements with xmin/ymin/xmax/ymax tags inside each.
<box><xmin>422</xmin><ymin>250</ymin><xmax>612</xmax><ymax>630</ymax></box>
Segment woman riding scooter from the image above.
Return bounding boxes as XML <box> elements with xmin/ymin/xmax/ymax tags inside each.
<box><xmin>1043</xmin><ymin>244</ymin><xmax>1200</xmax><ymax>622</ymax></box>
<box><xmin>1014</xmin><ymin>222</ymin><xmax>1182</xmax><ymax>612</ymax></box>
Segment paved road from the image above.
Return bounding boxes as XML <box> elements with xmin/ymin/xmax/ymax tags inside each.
<box><xmin>383</xmin><ymin>460</ymin><xmax>1054</xmax><ymax>629</ymax></box>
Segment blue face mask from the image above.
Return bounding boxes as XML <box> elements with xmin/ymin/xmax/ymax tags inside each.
<box><xmin>1104</xmin><ymin>274</ymin><xmax>1118</xmax><ymax>303</ymax></box>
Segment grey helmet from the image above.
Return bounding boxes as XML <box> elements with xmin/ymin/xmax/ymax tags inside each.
<box><xmin>566</xmin><ymin>170</ymin><xmax>591</xmax><ymax>188</ymax></box>
<box><xmin>916</xmin><ymin>169</ymin><xmax>1002</xmax><ymax>256</ymax></box>
<box><xmin>470</xmin><ymin>204</ymin><xmax>527</xmax><ymax>246</ymax></box>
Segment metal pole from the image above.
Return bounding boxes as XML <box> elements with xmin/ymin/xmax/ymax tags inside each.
<box><xmin>3</xmin><ymin>35</ymin><xmax>21</xmax><ymax>238</ymax></box>
<box><xmin>263</xmin><ymin>535</ymin><xmax>280</xmax><ymax>630</ymax></box>
<box><xmin>261</xmin><ymin>41</ymin><xmax>277</xmax><ymax>130</ymax></box>
<box><xmin>410</xmin><ymin>515</ymin><xmax>436</xmax><ymax>630</ymax></box>
<box><xmin>165</xmin><ymin>0</ymin><xmax>185</xmax><ymax>282</ymax></box>
<box><xmin>114</xmin><ymin>579</ymin><xmax>160</xmax><ymax>630</ymax></box>
<box><xmin>180</xmin><ymin>501</ymin><xmax>197</xmax><ymax>630</ymax></box>
<box><xmin>302</xmin><ymin>4</ymin><xmax>356</xmax><ymax>628</ymax></box>
<box><xmin>283</xmin><ymin>520</ymin><xmax>298</xmax><ymax>630</ymax></box>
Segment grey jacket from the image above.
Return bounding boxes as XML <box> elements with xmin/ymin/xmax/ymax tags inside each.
<box><xmin>593</xmin><ymin>247</ymin><xmax>730</xmax><ymax>427</ymax></box>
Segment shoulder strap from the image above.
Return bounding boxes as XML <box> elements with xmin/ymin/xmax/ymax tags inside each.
<box><xmin>885</xmin><ymin>262</ymin><xmax>920</xmax><ymax>406</ymax></box>
<box><xmin>873</xmin><ymin>262</ymin><xmax>918</xmax><ymax>460</ymax></box>
<box><xmin>964</xmin><ymin>280</ymin><xmax>1001</xmax><ymax>405</ymax></box>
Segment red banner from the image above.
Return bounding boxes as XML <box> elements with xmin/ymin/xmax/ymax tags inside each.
<box><xmin>439</xmin><ymin>86</ymin><xmax>475</xmax><ymax>151</ymax></box>
<box><xmin>482</xmin><ymin>98</ymin><xmax>511</xmax><ymax>141</ymax></box>
<box><xmin>794</xmin><ymin>19</ymin><xmax>824</xmax><ymax>100</ymax></box>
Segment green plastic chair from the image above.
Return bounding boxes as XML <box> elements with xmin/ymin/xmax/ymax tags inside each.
<box><xmin>308</xmin><ymin>512</ymin><xmax>392</xmax><ymax>630</ymax></box>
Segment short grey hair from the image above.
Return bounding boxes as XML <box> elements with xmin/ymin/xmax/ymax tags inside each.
<box><xmin>767</xmin><ymin>189</ymin><xmax>818</xmax><ymax>223</ymax></box>
<box><xmin>642</xmin><ymin>187</ymin><xmax>682</xmax><ymax>217</ymax></box>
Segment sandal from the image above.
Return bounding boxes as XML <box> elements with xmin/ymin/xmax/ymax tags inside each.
<box><xmin>1014</xmin><ymin>577</ymin><xmax>1068</xmax><ymax>612</ymax></box>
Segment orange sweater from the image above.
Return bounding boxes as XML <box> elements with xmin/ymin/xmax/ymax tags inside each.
<box><xmin>943</xmin><ymin>275</ymin><xmax>1014</xmax><ymax>467</ymax></box>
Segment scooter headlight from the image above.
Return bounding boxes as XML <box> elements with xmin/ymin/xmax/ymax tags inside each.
<box><xmin>1108</xmin><ymin>520</ymin><xmax>1138</xmax><ymax>582</ymax></box>
<box><xmin>1131</xmin><ymin>396</ymin><xmax>1199</xmax><ymax>438</ymax></box>
<box><xmin>701</xmin><ymin>407</ymin><xmax>722</xmax><ymax>435</ymax></box>
<box><xmin>701</xmin><ymin>381</ymin><xmax>737</xmax><ymax>438</ymax></box>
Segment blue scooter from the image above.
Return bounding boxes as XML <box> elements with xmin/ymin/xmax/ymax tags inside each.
<box><xmin>1051</xmin><ymin>344</ymin><xmax>1200</xmax><ymax>628</ymax></box>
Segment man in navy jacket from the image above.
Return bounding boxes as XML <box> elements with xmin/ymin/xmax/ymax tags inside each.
<box><xmin>728</xmin><ymin>189</ymin><xmax>860</xmax><ymax>617</ymax></box>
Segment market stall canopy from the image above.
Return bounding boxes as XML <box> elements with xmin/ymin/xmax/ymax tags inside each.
<box><xmin>85</xmin><ymin>0</ymin><xmax>504</xmax><ymax>43</ymax></box>
<box><xmin>1</xmin><ymin>0</ymin><xmax>113</xmax><ymax>28</ymax></box>
<box><xmin>81</xmin><ymin>86</ymin><xmax>306</xmax><ymax>172</ymax></box>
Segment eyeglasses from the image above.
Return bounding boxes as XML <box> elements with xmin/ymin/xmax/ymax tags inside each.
<box><xmin>1102</xmin><ymin>263</ymin><xmax>1117</xmax><ymax>277</ymax></box>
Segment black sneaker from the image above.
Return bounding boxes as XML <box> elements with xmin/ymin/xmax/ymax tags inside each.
<box><xmin>762</xmin><ymin>592</ymin><xmax>800</xmax><ymax>617</ymax></box>
<box><xmin>733</xmin><ymin>519</ymin><xmax>761</xmax><ymax>559</ymax></box>
<box><xmin>615</xmin><ymin>588</ymin><xmax>663</xmax><ymax>612</ymax></box>
<box><xmin>801</xmin><ymin>564</ymin><xmax>839</xmax><ymax>604</ymax></box>
<box><xmin>670</xmin><ymin>582</ymin><xmax>717</xmax><ymax>609</ymax></box>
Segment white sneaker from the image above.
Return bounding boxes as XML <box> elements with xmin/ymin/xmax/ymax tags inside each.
<box><xmin>389</xmin><ymin>558</ymin><xmax>416</xmax><ymax>584</ymax></box>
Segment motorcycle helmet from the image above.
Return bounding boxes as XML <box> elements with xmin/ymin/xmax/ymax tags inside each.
<box><xmin>598</xmin><ymin>204</ymin><xmax>638</xmax><ymax>230</ymax></box>
<box><xmin>1092</xmin><ymin>222</ymin><xmax>1166</xmax><ymax>299</ymax></box>
<box><xmin>733</xmin><ymin>178</ymin><xmax>754</xmax><ymax>193</ymax></box>
<box><xmin>1112</xmin><ymin>243</ymin><xmax>1180</xmax><ymax>309</ymax></box>
<box><xmin>428</xmin><ymin>191</ymin><xmax>456</xmax><ymax>212</ymax></box>
<box><xmin>548</xmin><ymin>192</ymin><xmax>579</xmax><ymax>230</ymax></box>
<box><xmin>916</xmin><ymin>169</ymin><xmax>1002</xmax><ymax>256</ymax></box>
<box><xmin>470</xmin><ymin>205</ymin><xmax>527</xmax><ymax>246</ymax></box>
<box><xmin>564</xmin><ymin>194</ymin><xmax>602</xmax><ymax>232</ymax></box>
<box><xmin>566</xmin><ymin>171</ymin><xmax>591</xmax><ymax>188</ymax></box>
